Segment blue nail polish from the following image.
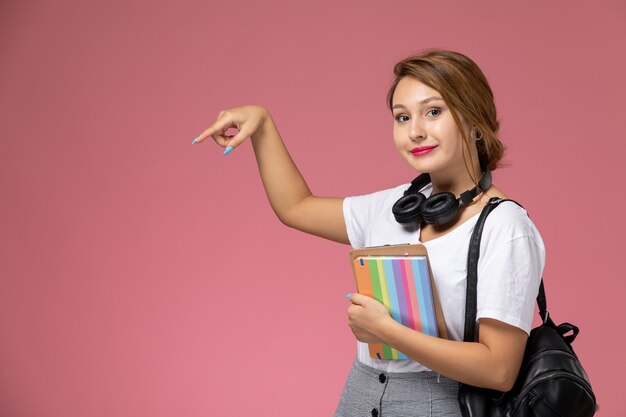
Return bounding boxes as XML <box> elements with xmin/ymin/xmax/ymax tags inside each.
<box><xmin>345</xmin><ymin>293</ymin><xmax>352</xmax><ymax>299</ymax></box>
<box><xmin>223</xmin><ymin>146</ymin><xmax>234</xmax><ymax>155</ymax></box>
<box><xmin>192</xmin><ymin>136</ymin><xmax>199</xmax><ymax>144</ymax></box>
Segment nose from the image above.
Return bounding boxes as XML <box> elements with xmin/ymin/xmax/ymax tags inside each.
<box><xmin>408</xmin><ymin>118</ymin><xmax>426</xmax><ymax>142</ymax></box>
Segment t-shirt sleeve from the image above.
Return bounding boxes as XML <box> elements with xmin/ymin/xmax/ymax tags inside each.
<box><xmin>343</xmin><ymin>193</ymin><xmax>374</xmax><ymax>249</ymax></box>
<box><xmin>476</xmin><ymin>234</ymin><xmax>545</xmax><ymax>335</ymax></box>
<box><xmin>343</xmin><ymin>185</ymin><xmax>410</xmax><ymax>249</ymax></box>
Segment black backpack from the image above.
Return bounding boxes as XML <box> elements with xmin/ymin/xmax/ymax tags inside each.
<box><xmin>457</xmin><ymin>198</ymin><xmax>597</xmax><ymax>417</ymax></box>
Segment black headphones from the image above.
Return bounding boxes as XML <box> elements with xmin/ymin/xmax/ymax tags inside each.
<box><xmin>392</xmin><ymin>165</ymin><xmax>492</xmax><ymax>227</ymax></box>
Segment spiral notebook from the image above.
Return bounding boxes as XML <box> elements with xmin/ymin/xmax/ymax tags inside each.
<box><xmin>350</xmin><ymin>244</ymin><xmax>448</xmax><ymax>360</ymax></box>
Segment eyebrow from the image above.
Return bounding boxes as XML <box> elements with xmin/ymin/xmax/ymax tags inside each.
<box><xmin>392</xmin><ymin>96</ymin><xmax>444</xmax><ymax>110</ymax></box>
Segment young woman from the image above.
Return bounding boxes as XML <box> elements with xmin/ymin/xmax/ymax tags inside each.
<box><xmin>193</xmin><ymin>49</ymin><xmax>545</xmax><ymax>417</ymax></box>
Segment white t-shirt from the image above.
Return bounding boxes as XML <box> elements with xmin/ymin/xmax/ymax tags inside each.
<box><xmin>343</xmin><ymin>182</ymin><xmax>546</xmax><ymax>373</ymax></box>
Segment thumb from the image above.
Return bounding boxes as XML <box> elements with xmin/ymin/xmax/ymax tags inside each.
<box><xmin>221</xmin><ymin>128</ymin><xmax>251</xmax><ymax>153</ymax></box>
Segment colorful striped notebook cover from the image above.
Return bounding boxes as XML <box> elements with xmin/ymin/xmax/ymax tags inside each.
<box><xmin>349</xmin><ymin>244</ymin><xmax>448</xmax><ymax>360</ymax></box>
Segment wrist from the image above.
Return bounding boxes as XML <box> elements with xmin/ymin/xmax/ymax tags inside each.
<box><xmin>251</xmin><ymin>109</ymin><xmax>274</xmax><ymax>141</ymax></box>
<box><xmin>375</xmin><ymin>315</ymin><xmax>399</xmax><ymax>343</ymax></box>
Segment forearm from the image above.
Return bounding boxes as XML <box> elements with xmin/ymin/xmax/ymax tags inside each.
<box><xmin>199</xmin><ymin>105</ymin><xmax>348</xmax><ymax>243</ymax></box>
<box><xmin>378</xmin><ymin>319</ymin><xmax>520</xmax><ymax>391</ymax></box>
<box><xmin>250</xmin><ymin>113</ymin><xmax>313</xmax><ymax>225</ymax></box>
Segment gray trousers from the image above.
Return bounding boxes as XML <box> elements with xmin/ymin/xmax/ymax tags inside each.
<box><xmin>335</xmin><ymin>358</ymin><xmax>462</xmax><ymax>417</ymax></box>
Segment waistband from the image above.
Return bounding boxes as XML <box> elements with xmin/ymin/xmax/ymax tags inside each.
<box><xmin>353</xmin><ymin>358</ymin><xmax>456</xmax><ymax>382</ymax></box>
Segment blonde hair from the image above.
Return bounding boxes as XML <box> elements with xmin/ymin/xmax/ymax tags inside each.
<box><xmin>387</xmin><ymin>49</ymin><xmax>505</xmax><ymax>173</ymax></box>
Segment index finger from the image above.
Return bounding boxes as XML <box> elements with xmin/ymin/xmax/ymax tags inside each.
<box><xmin>193</xmin><ymin>117</ymin><xmax>234</xmax><ymax>145</ymax></box>
<box><xmin>348</xmin><ymin>293</ymin><xmax>370</xmax><ymax>305</ymax></box>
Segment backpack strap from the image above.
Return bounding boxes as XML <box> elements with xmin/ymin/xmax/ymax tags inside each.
<box><xmin>462</xmin><ymin>197</ymin><xmax>547</xmax><ymax>342</ymax></box>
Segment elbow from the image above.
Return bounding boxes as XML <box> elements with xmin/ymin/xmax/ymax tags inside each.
<box><xmin>273</xmin><ymin>196</ymin><xmax>312</xmax><ymax>230</ymax></box>
<box><xmin>491</xmin><ymin>366</ymin><xmax>519</xmax><ymax>393</ymax></box>
<box><xmin>268</xmin><ymin>201</ymin><xmax>296</xmax><ymax>228</ymax></box>
<box><xmin>495</xmin><ymin>376</ymin><xmax>516</xmax><ymax>393</ymax></box>
<box><xmin>276</xmin><ymin>210</ymin><xmax>298</xmax><ymax>229</ymax></box>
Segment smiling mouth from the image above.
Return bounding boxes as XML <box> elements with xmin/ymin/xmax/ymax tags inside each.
<box><xmin>411</xmin><ymin>146</ymin><xmax>437</xmax><ymax>156</ymax></box>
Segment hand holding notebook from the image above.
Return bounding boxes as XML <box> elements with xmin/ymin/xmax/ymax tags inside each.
<box><xmin>349</xmin><ymin>243</ymin><xmax>448</xmax><ymax>360</ymax></box>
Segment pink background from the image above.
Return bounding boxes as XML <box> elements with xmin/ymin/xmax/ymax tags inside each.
<box><xmin>1</xmin><ymin>1</ymin><xmax>624</xmax><ymax>416</ymax></box>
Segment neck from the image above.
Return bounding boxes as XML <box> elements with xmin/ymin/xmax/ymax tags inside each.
<box><xmin>429</xmin><ymin>160</ymin><xmax>483</xmax><ymax>197</ymax></box>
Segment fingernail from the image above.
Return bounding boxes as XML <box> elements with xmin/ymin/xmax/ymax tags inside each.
<box><xmin>345</xmin><ymin>293</ymin><xmax>352</xmax><ymax>299</ymax></box>
<box><xmin>192</xmin><ymin>136</ymin><xmax>199</xmax><ymax>144</ymax></box>
<box><xmin>223</xmin><ymin>146</ymin><xmax>234</xmax><ymax>155</ymax></box>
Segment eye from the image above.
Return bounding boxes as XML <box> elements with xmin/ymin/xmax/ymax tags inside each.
<box><xmin>426</xmin><ymin>108</ymin><xmax>442</xmax><ymax>117</ymax></box>
<box><xmin>395</xmin><ymin>114</ymin><xmax>409</xmax><ymax>122</ymax></box>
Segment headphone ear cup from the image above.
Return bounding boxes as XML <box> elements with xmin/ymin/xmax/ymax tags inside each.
<box><xmin>422</xmin><ymin>192</ymin><xmax>459</xmax><ymax>225</ymax></box>
<box><xmin>392</xmin><ymin>193</ymin><xmax>427</xmax><ymax>225</ymax></box>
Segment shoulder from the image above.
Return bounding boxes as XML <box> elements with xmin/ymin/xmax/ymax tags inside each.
<box><xmin>485</xmin><ymin>200</ymin><xmax>535</xmax><ymax>233</ymax></box>
<box><xmin>343</xmin><ymin>182</ymin><xmax>417</xmax><ymax>248</ymax></box>
<box><xmin>344</xmin><ymin>183</ymin><xmax>412</xmax><ymax>214</ymax></box>
<box><xmin>481</xmin><ymin>199</ymin><xmax>545</xmax><ymax>251</ymax></box>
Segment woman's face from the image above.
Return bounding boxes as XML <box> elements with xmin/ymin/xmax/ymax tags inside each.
<box><xmin>392</xmin><ymin>77</ymin><xmax>471</xmax><ymax>177</ymax></box>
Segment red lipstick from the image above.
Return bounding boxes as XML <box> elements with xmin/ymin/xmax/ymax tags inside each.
<box><xmin>411</xmin><ymin>146</ymin><xmax>437</xmax><ymax>156</ymax></box>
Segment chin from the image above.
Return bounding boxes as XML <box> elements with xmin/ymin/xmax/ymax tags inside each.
<box><xmin>403</xmin><ymin>156</ymin><xmax>442</xmax><ymax>174</ymax></box>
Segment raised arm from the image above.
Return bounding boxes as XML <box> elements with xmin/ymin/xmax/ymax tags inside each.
<box><xmin>194</xmin><ymin>105</ymin><xmax>349</xmax><ymax>244</ymax></box>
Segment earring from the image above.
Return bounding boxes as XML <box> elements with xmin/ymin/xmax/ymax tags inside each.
<box><xmin>472</xmin><ymin>128</ymin><xmax>483</xmax><ymax>141</ymax></box>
